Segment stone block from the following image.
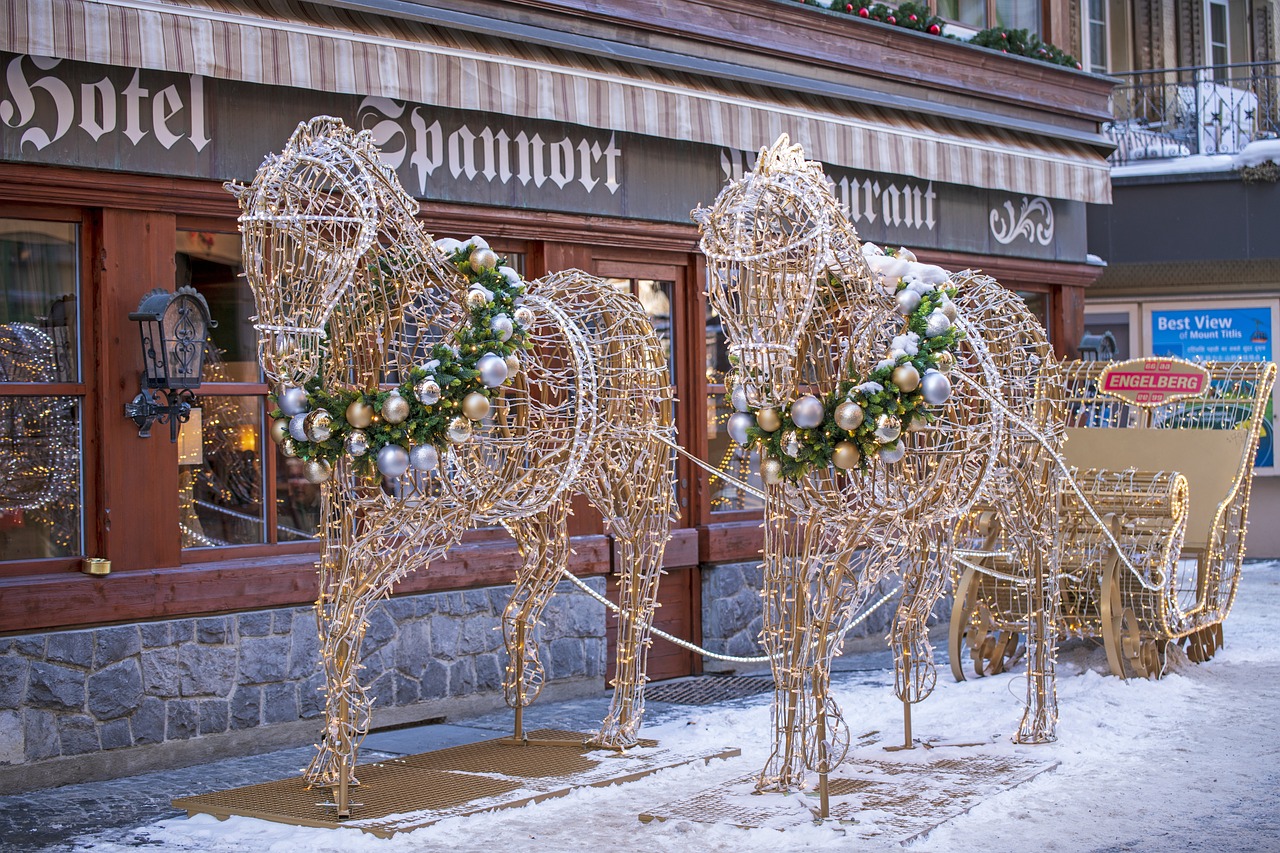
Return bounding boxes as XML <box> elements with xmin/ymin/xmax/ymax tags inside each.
<box><xmin>12</xmin><ymin>636</ymin><xmax>46</xmax><ymax>657</ymax></box>
<box><xmin>237</xmin><ymin>612</ymin><xmax>273</xmax><ymax>638</ymax></box>
<box><xmin>448</xmin><ymin>659</ymin><xmax>477</xmax><ymax>696</ymax></box>
<box><xmin>725</xmin><ymin>631</ymin><xmax>762</xmax><ymax>658</ymax></box>
<box><xmin>0</xmin><ymin>710</ymin><xmax>22</xmax><ymax>764</ymax></box>
<box><xmin>88</xmin><ymin>659</ymin><xmax>144</xmax><ymax>720</ymax></box>
<box><xmin>45</xmin><ymin>631</ymin><xmax>93</xmax><ymax>667</ymax></box>
<box><xmin>93</xmin><ymin>626</ymin><xmax>141</xmax><ymax>668</ymax></box>
<box><xmin>169</xmin><ymin>620</ymin><xmax>194</xmax><ymax>645</ymax></box>
<box><xmin>140</xmin><ymin>622</ymin><xmax>172</xmax><ymax>648</ymax></box>
<box><xmin>421</xmin><ymin>660</ymin><xmax>448</xmax><ymax>700</ymax></box>
<box><xmin>179</xmin><ymin>645</ymin><xmax>236</xmax><ymax>697</ymax></box>
<box><xmin>166</xmin><ymin>699</ymin><xmax>198</xmax><ymax>740</ymax></box>
<box><xmin>366</xmin><ymin>672</ymin><xmax>395</xmax><ymax>709</ymax></box>
<box><xmin>238</xmin><ymin>635</ymin><xmax>291</xmax><ymax>684</ymax></box>
<box><xmin>550</xmin><ymin>638</ymin><xmax>585</xmax><ymax>679</ymax></box>
<box><xmin>287</xmin><ymin>620</ymin><xmax>320</xmax><ymax>679</ymax></box>
<box><xmin>487</xmin><ymin>588</ymin><xmax>512</xmax><ymax>614</ymax></box>
<box><xmin>230</xmin><ymin>686</ymin><xmax>261</xmax><ymax>729</ymax></box>
<box><xmin>299</xmin><ymin>673</ymin><xmax>326</xmax><ymax>719</ymax></box>
<box><xmin>0</xmin><ymin>656</ymin><xmax>29</xmax><ymax>709</ymax></box>
<box><xmin>384</xmin><ymin>596</ymin><xmax>416</xmax><ymax>621</ymax></box>
<box><xmin>463</xmin><ymin>589</ymin><xmax>492</xmax><ymax>615</ymax></box>
<box><xmin>474</xmin><ymin>654</ymin><xmax>503</xmax><ymax>692</ymax></box>
<box><xmin>263</xmin><ymin>683</ymin><xmax>299</xmax><ymax>724</ymax></box>
<box><xmin>196</xmin><ymin>617</ymin><xmax>231</xmax><ymax>645</ymax></box>
<box><xmin>394</xmin><ymin>674</ymin><xmax>419</xmax><ymax>706</ymax></box>
<box><xmin>140</xmin><ymin>647</ymin><xmax>179</xmax><ymax>698</ymax></box>
<box><xmin>27</xmin><ymin>661</ymin><xmax>85</xmax><ymax>711</ymax></box>
<box><xmin>99</xmin><ymin>718</ymin><xmax>132</xmax><ymax>750</ymax></box>
<box><xmin>58</xmin><ymin>714</ymin><xmax>100</xmax><ymax>755</ymax></box>
<box><xmin>459</xmin><ymin>617</ymin><xmax>501</xmax><ymax>656</ymax></box>
<box><xmin>363</xmin><ymin>607</ymin><xmax>397</xmax><ymax>654</ymax></box>
<box><xmin>705</xmin><ymin>564</ymin><xmax>743</xmax><ymax>599</ymax></box>
<box><xmin>23</xmin><ymin>709</ymin><xmax>59</xmax><ymax>760</ymax></box>
<box><xmin>439</xmin><ymin>592</ymin><xmax>465</xmax><ymax>616</ymax></box>
<box><xmin>583</xmin><ymin>638</ymin><xmax>605</xmax><ymax>677</ymax></box>
<box><xmin>430</xmin><ymin>615</ymin><xmax>461</xmax><ymax>659</ymax></box>
<box><xmin>415</xmin><ymin>595</ymin><xmax>439</xmax><ymax>617</ymax></box>
<box><xmin>393</xmin><ymin>621</ymin><xmax>430</xmax><ymax>678</ymax></box>
<box><xmin>272</xmin><ymin>610</ymin><xmax>295</xmax><ymax>635</ymax></box>
<box><xmin>199</xmin><ymin>699</ymin><xmax>229</xmax><ymax>735</ymax></box>
<box><xmin>131</xmin><ymin>698</ymin><xmax>165</xmax><ymax>745</ymax></box>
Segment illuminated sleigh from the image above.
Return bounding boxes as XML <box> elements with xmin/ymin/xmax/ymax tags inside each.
<box><xmin>951</xmin><ymin>357</ymin><xmax>1276</xmax><ymax>680</ymax></box>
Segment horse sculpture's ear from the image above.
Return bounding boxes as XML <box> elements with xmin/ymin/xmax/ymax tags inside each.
<box><xmin>690</xmin><ymin>205</ymin><xmax>711</xmax><ymax>229</ymax></box>
<box><xmin>224</xmin><ymin>181</ymin><xmax>251</xmax><ymax>207</ymax></box>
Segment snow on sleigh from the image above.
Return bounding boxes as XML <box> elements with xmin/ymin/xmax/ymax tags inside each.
<box><xmin>950</xmin><ymin>357</ymin><xmax>1276</xmax><ymax>681</ymax></box>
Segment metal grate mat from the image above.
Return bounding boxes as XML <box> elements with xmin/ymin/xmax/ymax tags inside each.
<box><xmin>643</xmin><ymin>675</ymin><xmax>775</xmax><ymax>705</ymax></box>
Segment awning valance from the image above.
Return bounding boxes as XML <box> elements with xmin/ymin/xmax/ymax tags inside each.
<box><xmin>4</xmin><ymin>0</ymin><xmax>1112</xmax><ymax>203</ymax></box>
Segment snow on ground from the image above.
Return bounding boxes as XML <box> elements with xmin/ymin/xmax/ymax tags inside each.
<box><xmin>70</xmin><ymin>562</ymin><xmax>1280</xmax><ymax>853</ymax></box>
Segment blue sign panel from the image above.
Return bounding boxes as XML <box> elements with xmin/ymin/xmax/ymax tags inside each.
<box><xmin>1151</xmin><ymin>306</ymin><xmax>1273</xmax><ymax>469</ymax></box>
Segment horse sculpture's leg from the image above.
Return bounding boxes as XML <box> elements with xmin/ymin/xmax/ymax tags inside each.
<box><xmin>500</xmin><ymin>499</ymin><xmax>571</xmax><ymax>741</ymax></box>
<box><xmin>889</xmin><ymin>525</ymin><xmax>951</xmax><ymax>748</ymax></box>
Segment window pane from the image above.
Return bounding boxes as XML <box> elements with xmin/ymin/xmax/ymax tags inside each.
<box><xmin>995</xmin><ymin>0</ymin><xmax>1041</xmax><ymax>31</ymax></box>
<box><xmin>0</xmin><ymin>394</ymin><xmax>82</xmax><ymax>558</ymax></box>
<box><xmin>938</xmin><ymin>0</ymin><xmax>986</xmax><ymax>27</ymax></box>
<box><xmin>1089</xmin><ymin>22</ymin><xmax>1108</xmax><ymax>73</ymax></box>
<box><xmin>708</xmin><ymin>393</ymin><xmax>765</xmax><ymax>513</ymax></box>
<box><xmin>181</xmin><ymin>396</ymin><xmax>266</xmax><ymax>548</ymax></box>
<box><xmin>176</xmin><ymin>231</ymin><xmax>256</xmax><ymax>382</ymax></box>
<box><xmin>0</xmin><ymin>219</ymin><xmax>79</xmax><ymax>383</ymax></box>
<box><xmin>276</xmin><ymin>443</ymin><xmax>322</xmax><ymax>542</ymax></box>
<box><xmin>1016</xmin><ymin>291</ymin><xmax>1050</xmax><ymax>338</ymax></box>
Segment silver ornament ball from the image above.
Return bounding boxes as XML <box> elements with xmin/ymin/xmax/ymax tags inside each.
<box><xmin>895</xmin><ymin>289</ymin><xmax>922</xmax><ymax>316</ymax></box>
<box><xmin>277</xmin><ymin>386</ymin><xmax>308</xmax><ymax>417</ymax></box>
<box><xmin>727</xmin><ymin>412</ymin><xmax>754</xmax><ymax>446</ymax></box>
<box><xmin>288</xmin><ymin>412</ymin><xmax>310</xmax><ymax>442</ymax></box>
<box><xmin>415</xmin><ymin>377</ymin><xmax>442</xmax><ymax>406</ymax></box>
<box><xmin>782</xmin><ymin>430</ymin><xmax>802</xmax><ymax>459</ymax></box>
<box><xmin>920</xmin><ymin>370</ymin><xmax>952</xmax><ymax>405</ymax></box>
<box><xmin>447</xmin><ymin>416</ymin><xmax>473</xmax><ymax>444</ymax></box>
<box><xmin>730</xmin><ymin>383</ymin><xmax>749</xmax><ymax>413</ymax></box>
<box><xmin>790</xmin><ymin>395</ymin><xmax>825</xmax><ymax>429</ymax></box>
<box><xmin>477</xmin><ymin>353</ymin><xmax>509</xmax><ymax>388</ymax></box>
<box><xmin>304</xmin><ymin>409</ymin><xmax>333</xmax><ymax>442</ymax></box>
<box><xmin>409</xmin><ymin>444</ymin><xmax>440</xmax><ymax>472</ymax></box>
<box><xmin>345</xmin><ymin>430</ymin><xmax>370</xmax><ymax>457</ymax></box>
<box><xmin>935</xmin><ymin>351</ymin><xmax>955</xmax><ymax>373</ymax></box>
<box><xmin>878</xmin><ymin>442</ymin><xmax>906</xmax><ymax>464</ymax></box>
<box><xmin>376</xmin><ymin>444</ymin><xmax>410</xmax><ymax>478</ymax></box>
<box><xmin>875</xmin><ymin>414</ymin><xmax>902</xmax><ymax>443</ymax></box>
<box><xmin>925</xmin><ymin>311</ymin><xmax>952</xmax><ymax>338</ymax></box>
<box><xmin>281</xmin><ymin>437</ymin><xmax>298</xmax><ymax>458</ymax></box>
<box><xmin>513</xmin><ymin>306</ymin><xmax>535</xmax><ymax>327</ymax></box>
<box><xmin>491</xmin><ymin>315</ymin><xmax>514</xmax><ymax>342</ymax></box>
<box><xmin>381</xmin><ymin>390</ymin><xmax>410</xmax><ymax>424</ymax></box>
<box><xmin>465</xmin><ymin>288</ymin><xmax>490</xmax><ymax>309</ymax></box>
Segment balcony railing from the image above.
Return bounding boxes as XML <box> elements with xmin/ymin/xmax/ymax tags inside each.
<box><xmin>1105</xmin><ymin>61</ymin><xmax>1280</xmax><ymax>165</ymax></box>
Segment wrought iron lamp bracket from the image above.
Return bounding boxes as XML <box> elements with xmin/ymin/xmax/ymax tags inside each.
<box><xmin>125</xmin><ymin>387</ymin><xmax>196</xmax><ymax>442</ymax></box>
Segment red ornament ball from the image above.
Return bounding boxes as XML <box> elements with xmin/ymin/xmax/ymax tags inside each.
<box><xmin>1000</xmin><ymin>31</ymin><xmax>1008</xmax><ymax>39</ymax></box>
<box><xmin>845</xmin><ymin>3</ymin><xmax>853</xmax><ymax>9</ymax></box>
<box><xmin>858</xmin><ymin>7</ymin><xmax>869</xmax><ymax>16</ymax></box>
<box><xmin>928</xmin><ymin>23</ymin><xmax>940</xmax><ymax>34</ymax></box>
<box><xmin>909</xmin><ymin>13</ymin><xmax>917</xmax><ymax>21</ymax></box>
<box><xmin>887</xmin><ymin>15</ymin><xmax>895</xmax><ymax>23</ymax></box>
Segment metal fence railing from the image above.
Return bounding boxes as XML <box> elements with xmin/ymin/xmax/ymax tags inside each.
<box><xmin>1105</xmin><ymin>61</ymin><xmax>1280</xmax><ymax>165</ymax></box>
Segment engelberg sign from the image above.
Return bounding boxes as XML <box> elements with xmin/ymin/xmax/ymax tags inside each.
<box><xmin>0</xmin><ymin>52</ymin><xmax>1086</xmax><ymax>261</ymax></box>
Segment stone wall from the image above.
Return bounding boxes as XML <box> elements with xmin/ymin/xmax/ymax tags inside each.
<box><xmin>0</xmin><ymin>578</ymin><xmax>605</xmax><ymax>788</ymax></box>
<box><xmin>699</xmin><ymin>559</ymin><xmax>952</xmax><ymax>673</ymax></box>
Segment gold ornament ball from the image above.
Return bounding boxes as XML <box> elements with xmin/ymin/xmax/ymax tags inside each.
<box><xmin>756</xmin><ymin>407</ymin><xmax>781</xmax><ymax>433</ymax></box>
<box><xmin>505</xmin><ymin>354</ymin><xmax>521</xmax><ymax>376</ymax></box>
<box><xmin>470</xmin><ymin>248</ymin><xmax>499</xmax><ymax>272</ymax></box>
<box><xmin>832</xmin><ymin>441</ymin><xmax>861</xmax><ymax>470</ymax></box>
<box><xmin>281</xmin><ymin>437</ymin><xmax>298</xmax><ymax>458</ymax></box>
<box><xmin>891</xmin><ymin>362</ymin><xmax>921</xmax><ymax>393</ymax></box>
<box><xmin>462</xmin><ymin>391</ymin><xmax>491</xmax><ymax>421</ymax></box>
<box><xmin>936</xmin><ymin>351</ymin><xmax>955</xmax><ymax>373</ymax></box>
<box><xmin>447</xmin><ymin>416</ymin><xmax>473</xmax><ymax>444</ymax></box>
<box><xmin>303</xmin><ymin>458</ymin><xmax>333</xmax><ymax>484</ymax></box>
<box><xmin>269</xmin><ymin>417</ymin><xmax>290</xmax><ymax>445</ymax></box>
<box><xmin>346</xmin><ymin>400</ymin><xmax>374</xmax><ymax>429</ymax></box>
<box><xmin>834</xmin><ymin>401</ymin><xmax>864</xmax><ymax>432</ymax></box>
<box><xmin>761</xmin><ymin>457</ymin><xmax>784</xmax><ymax>485</ymax></box>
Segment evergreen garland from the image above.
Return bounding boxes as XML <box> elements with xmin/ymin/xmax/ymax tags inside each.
<box><xmin>969</xmin><ymin>27</ymin><xmax>1082</xmax><ymax>69</ymax></box>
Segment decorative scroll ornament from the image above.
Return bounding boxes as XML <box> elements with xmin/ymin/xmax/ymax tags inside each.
<box><xmin>989</xmin><ymin>196</ymin><xmax>1054</xmax><ymax>246</ymax></box>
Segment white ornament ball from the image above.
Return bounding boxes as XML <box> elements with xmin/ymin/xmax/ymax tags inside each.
<box><xmin>790</xmin><ymin>395</ymin><xmax>825</xmax><ymax>429</ymax></box>
<box><xmin>466</xmin><ymin>288</ymin><xmax>490</xmax><ymax>309</ymax></box>
<box><xmin>303</xmin><ymin>459</ymin><xmax>333</xmax><ymax>484</ymax></box>
<box><xmin>514</xmin><ymin>306</ymin><xmax>535</xmax><ymax>327</ymax></box>
<box><xmin>381</xmin><ymin>390</ymin><xmax>410</xmax><ymax>424</ymax></box>
<box><xmin>345</xmin><ymin>430</ymin><xmax>370</xmax><ymax>457</ymax></box>
<box><xmin>491</xmin><ymin>315</ymin><xmax>514</xmax><ymax>342</ymax></box>
<box><xmin>505</xmin><ymin>354</ymin><xmax>521</xmax><ymax>376</ymax></box>
<box><xmin>470</xmin><ymin>248</ymin><xmax>499</xmax><ymax>272</ymax></box>
<box><xmin>288</xmin><ymin>412</ymin><xmax>310</xmax><ymax>442</ymax></box>
<box><xmin>891</xmin><ymin>362</ymin><xmax>921</xmax><ymax>393</ymax></box>
<box><xmin>731</xmin><ymin>384</ymin><xmax>749</xmax><ymax>413</ymax></box>
<box><xmin>477</xmin><ymin>353</ymin><xmax>509</xmax><ymax>388</ymax></box>
<box><xmin>727</xmin><ymin>412</ymin><xmax>754</xmax><ymax>446</ymax></box>
<box><xmin>447</xmin><ymin>416</ymin><xmax>473</xmax><ymax>444</ymax></box>
<box><xmin>925</xmin><ymin>311</ymin><xmax>952</xmax><ymax>338</ymax></box>
<box><xmin>415</xmin><ymin>377</ymin><xmax>442</xmax><ymax>406</ymax></box>
<box><xmin>920</xmin><ymin>370</ymin><xmax>952</xmax><ymax>405</ymax></box>
<box><xmin>834</xmin><ymin>401</ymin><xmax>865</xmax><ymax>431</ymax></box>
<box><xmin>879</xmin><ymin>442</ymin><xmax>906</xmax><ymax>464</ymax></box>
<box><xmin>277</xmin><ymin>386</ymin><xmax>308</xmax><ymax>417</ymax></box>
<box><xmin>895</xmin><ymin>290</ymin><xmax>922</xmax><ymax>316</ymax></box>
<box><xmin>761</xmin><ymin>457</ymin><xmax>784</xmax><ymax>485</ymax></box>
<box><xmin>462</xmin><ymin>392</ymin><xmax>491</xmax><ymax>421</ymax></box>
<box><xmin>409</xmin><ymin>444</ymin><xmax>440</xmax><ymax>472</ymax></box>
<box><xmin>305</xmin><ymin>409</ymin><xmax>333</xmax><ymax>442</ymax></box>
<box><xmin>875</xmin><ymin>414</ymin><xmax>902</xmax><ymax>443</ymax></box>
<box><xmin>376</xmin><ymin>444</ymin><xmax>410</xmax><ymax>477</ymax></box>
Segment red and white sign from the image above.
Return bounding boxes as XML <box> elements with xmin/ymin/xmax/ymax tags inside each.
<box><xmin>1098</xmin><ymin>358</ymin><xmax>1211</xmax><ymax>406</ymax></box>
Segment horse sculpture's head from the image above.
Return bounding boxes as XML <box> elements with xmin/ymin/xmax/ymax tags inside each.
<box><xmin>226</xmin><ymin>117</ymin><xmax>383</xmax><ymax>388</ymax></box>
<box><xmin>694</xmin><ymin>135</ymin><xmax>842</xmax><ymax>409</ymax></box>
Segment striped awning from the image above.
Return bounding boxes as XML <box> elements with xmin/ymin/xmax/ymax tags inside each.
<box><xmin>4</xmin><ymin>0</ymin><xmax>1112</xmax><ymax>203</ymax></box>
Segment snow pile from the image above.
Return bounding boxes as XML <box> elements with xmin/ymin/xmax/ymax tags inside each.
<box><xmin>69</xmin><ymin>561</ymin><xmax>1280</xmax><ymax>852</ymax></box>
<box><xmin>1231</xmin><ymin>139</ymin><xmax>1280</xmax><ymax>169</ymax></box>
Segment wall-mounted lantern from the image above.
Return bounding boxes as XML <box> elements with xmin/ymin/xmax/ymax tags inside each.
<box><xmin>124</xmin><ymin>287</ymin><xmax>217</xmax><ymax>442</ymax></box>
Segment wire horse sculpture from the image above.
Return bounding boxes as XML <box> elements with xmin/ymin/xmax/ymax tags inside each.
<box><xmin>695</xmin><ymin>136</ymin><xmax>1062</xmax><ymax>815</ymax></box>
<box><xmin>228</xmin><ymin>117</ymin><xmax>676</xmax><ymax>817</ymax></box>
